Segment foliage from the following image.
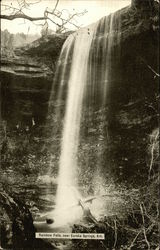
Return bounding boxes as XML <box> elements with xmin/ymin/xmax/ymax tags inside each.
<box><xmin>1</xmin><ymin>29</ymin><xmax>40</xmax><ymax>58</ymax></box>
<box><xmin>0</xmin><ymin>89</ymin><xmax>159</xmax><ymax>249</ymax></box>
<box><xmin>72</xmin><ymin>126</ymin><xmax>159</xmax><ymax>249</ymax></box>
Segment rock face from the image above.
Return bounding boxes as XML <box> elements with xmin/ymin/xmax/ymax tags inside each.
<box><xmin>107</xmin><ymin>1</ymin><xmax>159</xmax><ymax>182</ymax></box>
<box><xmin>132</xmin><ymin>0</ymin><xmax>154</xmax><ymax>8</ymax></box>
<box><xmin>1</xmin><ymin>65</ymin><xmax>52</xmax><ymax>127</ymax></box>
<box><xmin>1</xmin><ymin>3</ymin><xmax>158</xmax><ymax>128</ymax></box>
<box><xmin>0</xmin><ymin>2</ymin><xmax>159</xmax><ymax>183</ymax></box>
<box><xmin>1</xmin><ymin>33</ymin><xmax>70</xmax><ymax>127</ymax></box>
<box><xmin>75</xmin><ymin>1</ymin><xmax>158</xmax><ymax>184</ymax></box>
<box><xmin>0</xmin><ymin>191</ymin><xmax>54</xmax><ymax>249</ymax></box>
<box><xmin>86</xmin><ymin>1</ymin><xmax>159</xmax><ymax>183</ymax></box>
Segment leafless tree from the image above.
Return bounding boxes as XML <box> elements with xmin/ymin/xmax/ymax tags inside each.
<box><xmin>0</xmin><ymin>0</ymin><xmax>87</xmax><ymax>33</ymax></box>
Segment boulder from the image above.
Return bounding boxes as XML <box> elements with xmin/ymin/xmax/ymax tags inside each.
<box><xmin>0</xmin><ymin>190</ymin><xmax>55</xmax><ymax>249</ymax></box>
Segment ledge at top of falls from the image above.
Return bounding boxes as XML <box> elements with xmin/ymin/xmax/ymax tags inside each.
<box><xmin>91</xmin><ymin>0</ymin><xmax>159</xmax><ymax>45</ymax></box>
<box><xmin>0</xmin><ymin>31</ymin><xmax>73</xmax><ymax>126</ymax></box>
<box><xmin>119</xmin><ymin>0</ymin><xmax>159</xmax><ymax>38</ymax></box>
<box><xmin>0</xmin><ymin>32</ymin><xmax>73</xmax><ymax>80</ymax></box>
<box><xmin>0</xmin><ymin>1</ymin><xmax>159</xmax><ymax>79</ymax></box>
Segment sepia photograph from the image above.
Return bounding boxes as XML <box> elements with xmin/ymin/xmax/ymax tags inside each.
<box><xmin>0</xmin><ymin>0</ymin><xmax>159</xmax><ymax>249</ymax></box>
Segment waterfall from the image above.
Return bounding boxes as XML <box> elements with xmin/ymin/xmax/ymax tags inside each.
<box><xmin>51</xmin><ymin>12</ymin><xmax>121</xmax><ymax>226</ymax></box>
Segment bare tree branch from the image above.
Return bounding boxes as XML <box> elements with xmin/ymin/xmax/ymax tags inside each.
<box><xmin>45</xmin><ymin>9</ymin><xmax>87</xmax><ymax>29</ymax></box>
<box><xmin>2</xmin><ymin>4</ymin><xmax>23</xmax><ymax>14</ymax></box>
<box><xmin>113</xmin><ymin>219</ymin><xmax>118</xmax><ymax>248</ymax></box>
<box><xmin>0</xmin><ymin>13</ymin><xmax>46</xmax><ymax>21</ymax></box>
<box><xmin>129</xmin><ymin>230</ymin><xmax>141</xmax><ymax>250</ymax></box>
<box><xmin>139</xmin><ymin>56</ymin><xmax>160</xmax><ymax>78</ymax></box>
<box><xmin>1</xmin><ymin>0</ymin><xmax>87</xmax><ymax>34</ymax></box>
<box><xmin>53</xmin><ymin>0</ymin><xmax>60</xmax><ymax>13</ymax></box>
<box><xmin>146</xmin><ymin>63</ymin><xmax>160</xmax><ymax>78</ymax></box>
<box><xmin>23</xmin><ymin>0</ymin><xmax>42</xmax><ymax>7</ymax></box>
<box><xmin>140</xmin><ymin>203</ymin><xmax>150</xmax><ymax>250</ymax></box>
<box><xmin>0</xmin><ymin>13</ymin><xmax>62</xmax><ymax>27</ymax></box>
<box><xmin>149</xmin><ymin>129</ymin><xmax>159</xmax><ymax>175</ymax></box>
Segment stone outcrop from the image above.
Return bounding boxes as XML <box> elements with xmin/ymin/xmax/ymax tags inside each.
<box><xmin>94</xmin><ymin>0</ymin><xmax>159</xmax><ymax>183</ymax></box>
<box><xmin>0</xmin><ymin>190</ymin><xmax>55</xmax><ymax>249</ymax></box>
<box><xmin>1</xmin><ymin>33</ymin><xmax>70</xmax><ymax>127</ymax></box>
<box><xmin>76</xmin><ymin>0</ymin><xmax>159</xmax><ymax>184</ymax></box>
<box><xmin>131</xmin><ymin>0</ymin><xmax>154</xmax><ymax>8</ymax></box>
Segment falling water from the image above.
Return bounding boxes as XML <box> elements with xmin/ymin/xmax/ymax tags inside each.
<box><xmin>51</xmin><ymin>12</ymin><xmax>122</xmax><ymax>226</ymax></box>
<box><xmin>52</xmin><ymin>25</ymin><xmax>98</xmax><ymax>226</ymax></box>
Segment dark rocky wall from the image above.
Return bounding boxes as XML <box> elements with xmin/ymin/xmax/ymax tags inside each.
<box><xmin>0</xmin><ymin>2</ymin><xmax>159</xmax><ymax>184</ymax></box>
<box><xmin>1</xmin><ymin>4</ymin><xmax>158</xmax><ymax>128</ymax></box>
<box><xmin>0</xmin><ymin>33</ymin><xmax>69</xmax><ymax>128</ymax></box>
<box><xmin>108</xmin><ymin>2</ymin><xmax>159</xmax><ymax>182</ymax></box>
<box><xmin>77</xmin><ymin>0</ymin><xmax>159</xmax><ymax>184</ymax></box>
<box><xmin>106</xmin><ymin>2</ymin><xmax>158</xmax><ymax>183</ymax></box>
<box><xmin>1</xmin><ymin>71</ymin><xmax>52</xmax><ymax>127</ymax></box>
<box><xmin>0</xmin><ymin>191</ymin><xmax>55</xmax><ymax>249</ymax></box>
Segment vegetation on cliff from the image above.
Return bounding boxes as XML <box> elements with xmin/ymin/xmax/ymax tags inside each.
<box><xmin>0</xmin><ymin>1</ymin><xmax>159</xmax><ymax>249</ymax></box>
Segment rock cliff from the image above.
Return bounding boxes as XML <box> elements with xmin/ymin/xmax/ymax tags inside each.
<box><xmin>0</xmin><ymin>1</ymin><xmax>159</xmax><ymax>183</ymax></box>
<box><xmin>1</xmin><ymin>33</ymin><xmax>70</xmax><ymax>127</ymax></box>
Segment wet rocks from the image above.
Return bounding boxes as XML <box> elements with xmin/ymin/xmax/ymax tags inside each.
<box><xmin>0</xmin><ymin>191</ymin><xmax>55</xmax><ymax>249</ymax></box>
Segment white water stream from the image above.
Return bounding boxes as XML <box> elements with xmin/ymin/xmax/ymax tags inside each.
<box><xmin>50</xmin><ymin>13</ymin><xmax>121</xmax><ymax>227</ymax></box>
<box><xmin>53</xmin><ymin>25</ymin><xmax>98</xmax><ymax>226</ymax></box>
